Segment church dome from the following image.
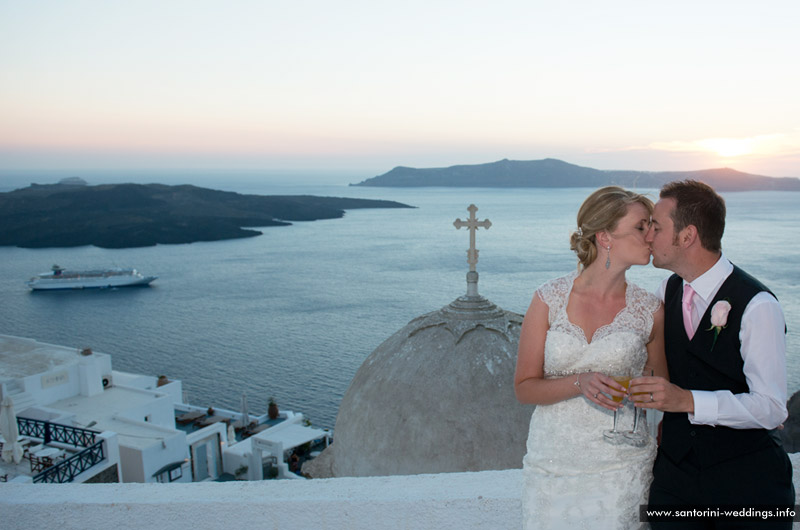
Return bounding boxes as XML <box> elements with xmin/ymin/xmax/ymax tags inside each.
<box><xmin>306</xmin><ymin>205</ymin><xmax>534</xmax><ymax>477</ymax></box>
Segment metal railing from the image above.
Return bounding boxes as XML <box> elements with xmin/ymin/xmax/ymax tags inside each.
<box><xmin>33</xmin><ymin>440</ymin><xmax>105</xmax><ymax>483</ymax></box>
<box><xmin>17</xmin><ymin>416</ymin><xmax>105</xmax><ymax>484</ymax></box>
<box><xmin>17</xmin><ymin>417</ymin><xmax>97</xmax><ymax>447</ymax></box>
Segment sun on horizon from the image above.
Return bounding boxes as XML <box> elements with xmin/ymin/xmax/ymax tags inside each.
<box><xmin>697</xmin><ymin>138</ymin><xmax>755</xmax><ymax>158</ymax></box>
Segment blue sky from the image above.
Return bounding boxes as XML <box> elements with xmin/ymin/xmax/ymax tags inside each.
<box><xmin>1</xmin><ymin>0</ymin><xmax>798</xmax><ymax>178</ymax></box>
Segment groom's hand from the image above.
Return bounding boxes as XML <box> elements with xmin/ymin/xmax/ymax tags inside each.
<box><xmin>629</xmin><ymin>376</ymin><xmax>694</xmax><ymax>413</ymax></box>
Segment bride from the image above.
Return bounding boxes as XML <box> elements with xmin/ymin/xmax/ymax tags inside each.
<box><xmin>514</xmin><ymin>186</ymin><xmax>668</xmax><ymax>529</ymax></box>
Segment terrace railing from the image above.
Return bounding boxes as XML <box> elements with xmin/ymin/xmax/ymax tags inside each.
<box><xmin>17</xmin><ymin>417</ymin><xmax>97</xmax><ymax>447</ymax></box>
<box><xmin>17</xmin><ymin>416</ymin><xmax>106</xmax><ymax>484</ymax></box>
<box><xmin>33</xmin><ymin>440</ymin><xmax>106</xmax><ymax>484</ymax></box>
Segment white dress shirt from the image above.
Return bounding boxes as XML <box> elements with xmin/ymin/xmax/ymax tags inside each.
<box><xmin>656</xmin><ymin>255</ymin><xmax>788</xmax><ymax>429</ymax></box>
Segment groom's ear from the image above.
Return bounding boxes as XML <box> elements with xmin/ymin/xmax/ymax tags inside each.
<box><xmin>678</xmin><ymin>224</ymin><xmax>699</xmax><ymax>248</ymax></box>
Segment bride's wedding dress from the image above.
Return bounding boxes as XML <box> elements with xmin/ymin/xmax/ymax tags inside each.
<box><xmin>522</xmin><ymin>272</ymin><xmax>659</xmax><ymax>529</ymax></box>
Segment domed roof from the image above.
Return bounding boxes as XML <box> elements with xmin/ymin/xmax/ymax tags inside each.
<box><xmin>307</xmin><ymin>205</ymin><xmax>534</xmax><ymax>477</ymax></box>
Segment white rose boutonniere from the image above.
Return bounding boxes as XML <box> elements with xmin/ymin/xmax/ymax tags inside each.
<box><xmin>707</xmin><ymin>300</ymin><xmax>732</xmax><ymax>350</ymax></box>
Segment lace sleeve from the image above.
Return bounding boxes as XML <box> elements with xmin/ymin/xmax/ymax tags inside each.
<box><xmin>535</xmin><ymin>273</ymin><xmax>574</xmax><ymax>326</ymax></box>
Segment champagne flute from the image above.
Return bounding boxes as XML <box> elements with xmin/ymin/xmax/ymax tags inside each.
<box><xmin>623</xmin><ymin>366</ymin><xmax>654</xmax><ymax>447</ymax></box>
<box><xmin>602</xmin><ymin>370</ymin><xmax>632</xmax><ymax>444</ymax></box>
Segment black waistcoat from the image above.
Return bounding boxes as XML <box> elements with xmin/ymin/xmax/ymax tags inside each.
<box><xmin>661</xmin><ymin>265</ymin><xmax>779</xmax><ymax>467</ymax></box>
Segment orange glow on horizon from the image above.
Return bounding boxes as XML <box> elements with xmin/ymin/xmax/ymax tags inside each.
<box><xmin>696</xmin><ymin>138</ymin><xmax>754</xmax><ymax>157</ymax></box>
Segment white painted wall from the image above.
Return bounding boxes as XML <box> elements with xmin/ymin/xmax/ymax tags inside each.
<box><xmin>78</xmin><ymin>355</ymin><xmax>104</xmax><ymax>397</ymax></box>
<box><xmin>114</xmin><ymin>422</ymin><xmax>188</xmax><ymax>483</ymax></box>
<box><xmin>17</xmin><ymin>351</ymin><xmax>112</xmax><ymax>407</ymax></box>
<box><xmin>111</xmin><ymin>388</ymin><xmax>174</xmax><ymax>427</ymax></box>
<box><xmin>138</xmin><ymin>428</ymin><xmax>190</xmax><ymax>483</ymax></box>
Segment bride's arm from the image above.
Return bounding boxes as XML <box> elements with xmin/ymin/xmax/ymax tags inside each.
<box><xmin>514</xmin><ymin>292</ymin><xmax>623</xmax><ymax>410</ymax></box>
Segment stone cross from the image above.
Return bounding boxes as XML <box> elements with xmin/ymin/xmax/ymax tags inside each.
<box><xmin>454</xmin><ymin>204</ymin><xmax>491</xmax><ymax>272</ymax></box>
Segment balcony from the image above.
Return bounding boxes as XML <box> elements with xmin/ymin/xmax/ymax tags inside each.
<box><xmin>1</xmin><ymin>417</ymin><xmax>118</xmax><ymax>483</ymax></box>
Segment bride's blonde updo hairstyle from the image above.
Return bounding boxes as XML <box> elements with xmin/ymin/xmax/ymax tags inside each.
<box><xmin>570</xmin><ymin>186</ymin><xmax>653</xmax><ymax>270</ymax></box>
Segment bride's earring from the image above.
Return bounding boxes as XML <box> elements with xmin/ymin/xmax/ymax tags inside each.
<box><xmin>605</xmin><ymin>246</ymin><xmax>611</xmax><ymax>269</ymax></box>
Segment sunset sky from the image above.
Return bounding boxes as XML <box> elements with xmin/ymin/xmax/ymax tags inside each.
<box><xmin>1</xmin><ymin>0</ymin><xmax>798</xmax><ymax>180</ymax></box>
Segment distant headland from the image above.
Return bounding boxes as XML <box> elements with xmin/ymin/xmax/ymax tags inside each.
<box><xmin>352</xmin><ymin>158</ymin><xmax>800</xmax><ymax>191</ymax></box>
<box><xmin>0</xmin><ymin>181</ymin><xmax>412</xmax><ymax>249</ymax></box>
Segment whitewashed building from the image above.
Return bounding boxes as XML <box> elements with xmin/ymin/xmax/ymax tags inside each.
<box><xmin>0</xmin><ymin>334</ymin><xmax>330</xmax><ymax>484</ymax></box>
<box><xmin>0</xmin><ymin>334</ymin><xmax>223</xmax><ymax>483</ymax></box>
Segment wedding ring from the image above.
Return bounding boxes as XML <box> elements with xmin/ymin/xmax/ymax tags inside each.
<box><xmin>650</xmin><ymin>393</ymin><xmax>654</xmax><ymax>402</ymax></box>
<box><xmin>594</xmin><ymin>392</ymin><xmax>599</xmax><ymax>399</ymax></box>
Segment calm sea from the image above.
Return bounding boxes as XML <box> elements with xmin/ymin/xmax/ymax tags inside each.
<box><xmin>1</xmin><ymin>173</ymin><xmax>798</xmax><ymax>430</ymax></box>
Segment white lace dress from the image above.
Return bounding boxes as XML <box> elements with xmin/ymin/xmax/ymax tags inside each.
<box><xmin>522</xmin><ymin>271</ymin><xmax>659</xmax><ymax>530</ymax></box>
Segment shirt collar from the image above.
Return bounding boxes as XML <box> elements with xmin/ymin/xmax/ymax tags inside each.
<box><xmin>684</xmin><ymin>254</ymin><xmax>733</xmax><ymax>303</ymax></box>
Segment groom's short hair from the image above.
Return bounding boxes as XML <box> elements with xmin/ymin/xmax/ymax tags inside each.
<box><xmin>660</xmin><ymin>180</ymin><xmax>725</xmax><ymax>252</ymax></box>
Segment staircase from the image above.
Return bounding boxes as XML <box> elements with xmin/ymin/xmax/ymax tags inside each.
<box><xmin>1</xmin><ymin>379</ymin><xmax>38</xmax><ymax>414</ymax></box>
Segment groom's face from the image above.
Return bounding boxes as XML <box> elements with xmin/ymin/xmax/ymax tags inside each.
<box><xmin>646</xmin><ymin>198</ymin><xmax>681</xmax><ymax>271</ymax></box>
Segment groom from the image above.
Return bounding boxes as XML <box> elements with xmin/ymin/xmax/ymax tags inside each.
<box><xmin>631</xmin><ymin>179</ymin><xmax>794</xmax><ymax>528</ymax></box>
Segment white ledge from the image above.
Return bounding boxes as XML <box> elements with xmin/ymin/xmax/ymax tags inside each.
<box><xmin>1</xmin><ymin>469</ymin><xmax>522</xmax><ymax>530</ymax></box>
<box><xmin>4</xmin><ymin>456</ymin><xmax>800</xmax><ymax>530</ymax></box>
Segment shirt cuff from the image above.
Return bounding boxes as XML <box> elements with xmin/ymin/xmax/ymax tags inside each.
<box><xmin>688</xmin><ymin>390</ymin><xmax>718</xmax><ymax>425</ymax></box>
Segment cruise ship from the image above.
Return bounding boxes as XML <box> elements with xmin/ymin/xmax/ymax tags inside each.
<box><xmin>26</xmin><ymin>265</ymin><xmax>157</xmax><ymax>291</ymax></box>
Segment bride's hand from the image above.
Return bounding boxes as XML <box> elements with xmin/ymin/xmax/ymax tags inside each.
<box><xmin>576</xmin><ymin>372</ymin><xmax>626</xmax><ymax>411</ymax></box>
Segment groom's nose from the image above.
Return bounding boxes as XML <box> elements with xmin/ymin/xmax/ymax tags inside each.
<box><xmin>644</xmin><ymin>224</ymin><xmax>655</xmax><ymax>243</ymax></box>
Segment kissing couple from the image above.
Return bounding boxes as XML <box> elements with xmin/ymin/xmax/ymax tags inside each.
<box><xmin>515</xmin><ymin>180</ymin><xmax>794</xmax><ymax>529</ymax></box>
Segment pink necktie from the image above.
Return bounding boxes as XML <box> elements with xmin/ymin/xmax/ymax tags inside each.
<box><xmin>682</xmin><ymin>284</ymin><xmax>695</xmax><ymax>339</ymax></box>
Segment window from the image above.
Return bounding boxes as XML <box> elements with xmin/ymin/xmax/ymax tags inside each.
<box><xmin>153</xmin><ymin>461</ymin><xmax>184</xmax><ymax>483</ymax></box>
